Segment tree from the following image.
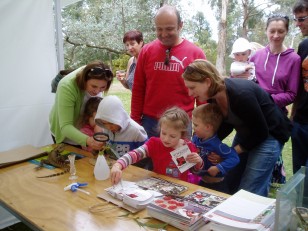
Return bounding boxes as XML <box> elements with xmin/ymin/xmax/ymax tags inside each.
<box><xmin>61</xmin><ymin>0</ymin><xmax>179</xmax><ymax>68</ymax></box>
<box><xmin>216</xmin><ymin>0</ymin><xmax>229</xmax><ymax>75</ymax></box>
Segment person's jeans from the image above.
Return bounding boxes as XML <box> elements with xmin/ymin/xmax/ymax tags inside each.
<box><xmin>291</xmin><ymin>121</ymin><xmax>308</xmax><ymax>174</ymax></box>
<box><xmin>142</xmin><ymin>115</ymin><xmax>160</xmax><ymax>138</ymax></box>
<box><xmin>226</xmin><ymin>135</ymin><xmax>282</xmax><ymax>197</ymax></box>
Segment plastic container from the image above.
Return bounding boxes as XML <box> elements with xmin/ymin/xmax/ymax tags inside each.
<box><xmin>94</xmin><ymin>154</ymin><xmax>110</xmax><ymax>180</ymax></box>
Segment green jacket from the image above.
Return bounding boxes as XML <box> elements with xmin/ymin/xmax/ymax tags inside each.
<box><xmin>49</xmin><ymin>66</ymin><xmax>88</xmax><ymax>146</ymax></box>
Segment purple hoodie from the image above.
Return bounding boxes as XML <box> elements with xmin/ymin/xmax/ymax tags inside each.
<box><xmin>250</xmin><ymin>45</ymin><xmax>301</xmax><ymax>110</ymax></box>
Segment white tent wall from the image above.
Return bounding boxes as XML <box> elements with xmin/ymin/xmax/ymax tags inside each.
<box><xmin>0</xmin><ymin>0</ymin><xmax>57</xmax><ymax>152</ymax></box>
<box><xmin>0</xmin><ymin>0</ymin><xmax>58</xmax><ymax>227</ymax></box>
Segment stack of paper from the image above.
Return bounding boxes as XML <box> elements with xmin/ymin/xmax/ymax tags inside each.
<box><xmin>102</xmin><ymin>181</ymin><xmax>160</xmax><ymax>211</ymax></box>
<box><xmin>204</xmin><ymin>189</ymin><xmax>276</xmax><ymax>231</ymax></box>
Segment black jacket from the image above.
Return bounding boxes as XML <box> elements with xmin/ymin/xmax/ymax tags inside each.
<box><xmin>216</xmin><ymin>78</ymin><xmax>292</xmax><ymax>151</ymax></box>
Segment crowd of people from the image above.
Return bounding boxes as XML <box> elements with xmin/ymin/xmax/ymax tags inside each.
<box><xmin>49</xmin><ymin>0</ymin><xmax>308</xmax><ymax>197</ymax></box>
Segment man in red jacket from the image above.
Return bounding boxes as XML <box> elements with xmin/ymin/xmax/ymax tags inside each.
<box><xmin>131</xmin><ymin>4</ymin><xmax>206</xmax><ymax>141</ymax></box>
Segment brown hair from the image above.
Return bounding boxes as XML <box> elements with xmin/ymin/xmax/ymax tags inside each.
<box><xmin>266</xmin><ymin>14</ymin><xmax>289</xmax><ymax>32</ymax></box>
<box><xmin>123</xmin><ymin>30</ymin><xmax>143</xmax><ymax>44</ymax></box>
<box><xmin>79</xmin><ymin>97</ymin><xmax>102</xmax><ymax>127</ymax></box>
<box><xmin>158</xmin><ymin>106</ymin><xmax>190</xmax><ymax>139</ymax></box>
<box><xmin>75</xmin><ymin>60</ymin><xmax>113</xmax><ymax>94</ymax></box>
<box><xmin>293</xmin><ymin>0</ymin><xmax>308</xmax><ymax>13</ymax></box>
<box><xmin>192</xmin><ymin>103</ymin><xmax>223</xmax><ymax>132</ymax></box>
<box><xmin>182</xmin><ymin>59</ymin><xmax>225</xmax><ymax>98</ymax></box>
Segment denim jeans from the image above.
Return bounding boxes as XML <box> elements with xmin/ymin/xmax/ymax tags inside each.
<box><xmin>141</xmin><ymin>115</ymin><xmax>160</xmax><ymax>138</ymax></box>
<box><xmin>291</xmin><ymin>121</ymin><xmax>308</xmax><ymax>174</ymax></box>
<box><xmin>225</xmin><ymin>135</ymin><xmax>282</xmax><ymax>197</ymax></box>
<box><xmin>141</xmin><ymin>114</ymin><xmax>193</xmax><ymax>139</ymax></box>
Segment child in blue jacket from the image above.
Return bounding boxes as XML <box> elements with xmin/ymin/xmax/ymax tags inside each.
<box><xmin>191</xmin><ymin>103</ymin><xmax>239</xmax><ymax>193</ymax></box>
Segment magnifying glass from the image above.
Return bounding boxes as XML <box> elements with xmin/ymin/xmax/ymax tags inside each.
<box><xmin>93</xmin><ymin>132</ymin><xmax>120</xmax><ymax>160</ymax></box>
<box><xmin>93</xmin><ymin>132</ymin><xmax>109</xmax><ymax>142</ymax></box>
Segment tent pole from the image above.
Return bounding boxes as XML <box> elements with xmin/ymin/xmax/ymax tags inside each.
<box><xmin>54</xmin><ymin>0</ymin><xmax>64</xmax><ymax>70</ymax></box>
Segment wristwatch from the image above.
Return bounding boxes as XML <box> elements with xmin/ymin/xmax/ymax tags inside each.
<box><xmin>304</xmin><ymin>79</ymin><xmax>308</xmax><ymax>83</ymax></box>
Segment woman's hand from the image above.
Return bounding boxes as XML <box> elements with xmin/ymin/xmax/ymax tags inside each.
<box><xmin>110</xmin><ymin>163</ymin><xmax>122</xmax><ymax>185</ymax></box>
<box><xmin>207</xmin><ymin>152</ymin><xmax>222</xmax><ymax>165</ymax></box>
<box><xmin>116</xmin><ymin>70</ymin><xmax>126</xmax><ymax>81</ymax></box>
<box><xmin>233</xmin><ymin>70</ymin><xmax>251</xmax><ymax>79</ymax></box>
<box><xmin>207</xmin><ymin>166</ymin><xmax>220</xmax><ymax>177</ymax></box>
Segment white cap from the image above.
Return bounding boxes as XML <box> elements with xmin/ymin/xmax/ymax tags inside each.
<box><xmin>229</xmin><ymin>37</ymin><xmax>252</xmax><ymax>58</ymax></box>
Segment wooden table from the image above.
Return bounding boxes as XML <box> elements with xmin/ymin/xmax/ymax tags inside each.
<box><xmin>0</xmin><ymin>145</ymin><xmax>228</xmax><ymax>231</ymax></box>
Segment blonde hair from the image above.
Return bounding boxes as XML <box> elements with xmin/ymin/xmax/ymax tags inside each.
<box><xmin>182</xmin><ymin>59</ymin><xmax>225</xmax><ymax>98</ymax></box>
<box><xmin>192</xmin><ymin>103</ymin><xmax>223</xmax><ymax>132</ymax></box>
<box><xmin>158</xmin><ymin>107</ymin><xmax>190</xmax><ymax>139</ymax></box>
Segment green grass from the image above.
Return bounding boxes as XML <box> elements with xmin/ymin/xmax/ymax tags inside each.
<box><xmin>109</xmin><ymin>80</ymin><xmax>294</xmax><ymax>195</ymax></box>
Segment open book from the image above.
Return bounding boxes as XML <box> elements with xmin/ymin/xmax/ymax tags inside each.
<box><xmin>204</xmin><ymin>189</ymin><xmax>276</xmax><ymax>231</ymax></box>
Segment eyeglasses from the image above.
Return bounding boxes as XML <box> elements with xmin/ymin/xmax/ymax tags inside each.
<box><xmin>293</xmin><ymin>15</ymin><xmax>308</xmax><ymax>22</ymax></box>
<box><xmin>89</xmin><ymin>67</ymin><xmax>113</xmax><ymax>80</ymax></box>
<box><xmin>164</xmin><ymin>48</ymin><xmax>171</xmax><ymax>66</ymax></box>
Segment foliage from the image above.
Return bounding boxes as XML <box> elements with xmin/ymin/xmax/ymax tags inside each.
<box><xmin>62</xmin><ymin>0</ymin><xmax>302</xmax><ymax>70</ymax></box>
<box><xmin>62</xmin><ymin>0</ymin><xmax>180</xmax><ymax>68</ymax></box>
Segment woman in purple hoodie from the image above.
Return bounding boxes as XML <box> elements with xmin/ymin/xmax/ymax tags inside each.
<box><xmin>251</xmin><ymin>14</ymin><xmax>301</xmax><ymax>114</ymax></box>
<box><xmin>250</xmin><ymin>14</ymin><xmax>301</xmax><ymax>185</ymax></box>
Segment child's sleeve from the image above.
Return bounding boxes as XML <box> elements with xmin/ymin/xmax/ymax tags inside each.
<box><xmin>230</xmin><ymin>62</ymin><xmax>246</xmax><ymax>76</ymax></box>
<box><xmin>215</xmin><ymin>143</ymin><xmax>240</xmax><ymax>175</ymax></box>
<box><xmin>116</xmin><ymin>143</ymin><xmax>149</xmax><ymax>169</ymax></box>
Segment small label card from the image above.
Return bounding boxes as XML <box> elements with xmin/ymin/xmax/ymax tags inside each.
<box><xmin>170</xmin><ymin>145</ymin><xmax>196</xmax><ymax>173</ymax></box>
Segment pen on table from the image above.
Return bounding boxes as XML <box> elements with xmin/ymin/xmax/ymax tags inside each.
<box><xmin>75</xmin><ymin>188</ymin><xmax>91</xmax><ymax>195</ymax></box>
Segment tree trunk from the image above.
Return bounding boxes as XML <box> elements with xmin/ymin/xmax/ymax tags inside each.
<box><xmin>242</xmin><ymin>0</ymin><xmax>249</xmax><ymax>38</ymax></box>
<box><xmin>216</xmin><ymin>0</ymin><xmax>228</xmax><ymax>76</ymax></box>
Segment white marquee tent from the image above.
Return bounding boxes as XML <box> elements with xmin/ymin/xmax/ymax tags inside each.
<box><xmin>0</xmin><ymin>0</ymin><xmax>80</xmax><ymax>227</ymax></box>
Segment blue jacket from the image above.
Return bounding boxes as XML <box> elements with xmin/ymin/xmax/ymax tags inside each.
<box><xmin>192</xmin><ymin>134</ymin><xmax>239</xmax><ymax>177</ymax></box>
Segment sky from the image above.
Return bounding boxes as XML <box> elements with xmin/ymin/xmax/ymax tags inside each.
<box><xmin>180</xmin><ymin>0</ymin><xmax>218</xmax><ymax>41</ymax></box>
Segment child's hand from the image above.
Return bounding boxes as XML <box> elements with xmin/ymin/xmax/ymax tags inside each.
<box><xmin>233</xmin><ymin>70</ymin><xmax>250</xmax><ymax>79</ymax></box>
<box><xmin>186</xmin><ymin>152</ymin><xmax>203</xmax><ymax>168</ymax></box>
<box><xmin>110</xmin><ymin>163</ymin><xmax>123</xmax><ymax>185</ymax></box>
<box><xmin>207</xmin><ymin>166</ymin><xmax>220</xmax><ymax>177</ymax></box>
<box><xmin>245</xmin><ymin>64</ymin><xmax>253</xmax><ymax>71</ymax></box>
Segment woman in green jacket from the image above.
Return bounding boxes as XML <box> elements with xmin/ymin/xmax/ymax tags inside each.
<box><xmin>49</xmin><ymin>60</ymin><xmax>113</xmax><ymax>151</ymax></box>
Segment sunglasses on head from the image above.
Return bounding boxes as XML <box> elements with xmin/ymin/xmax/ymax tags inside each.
<box><xmin>184</xmin><ymin>65</ymin><xmax>206</xmax><ymax>75</ymax></box>
<box><xmin>164</xmin><ymin>48</ymin><xmax>171</xmax><ymax>66</ymax></box>
<box><xmin>89</xmin><ymin>67</ymin><xmax>113</xmax><ymax>79</ymax></box>
<box><xmin>294</xmin><ymin>15</ymin><xmax>308</xmax><ymax>22</ymax></box>
<box><xmin>268</xmin><ymin>14</ymin><xmax>289</xmax><ymax>21</ymax></box>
